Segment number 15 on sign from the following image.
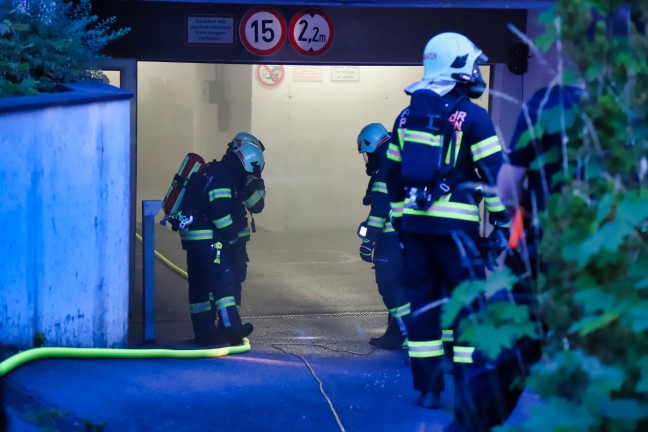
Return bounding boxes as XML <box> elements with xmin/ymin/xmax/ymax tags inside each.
<box><xmin>239</xmin><ymin>7</ymin><xmax>287</xmax><ymax>56</ymax></box>
<box><xmin>289</xmin><ymin>10</ymin><xmax>334</xmax><ymax>57</ymax></box>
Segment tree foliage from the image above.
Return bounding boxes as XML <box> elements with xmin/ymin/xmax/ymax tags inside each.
<box><xmin>0</xmin><ymin>0</ymin><xmax>129</xmax><ymax>97</ymax></box>
<box><xmin>444</xmin><ymin>0</ymin><xmax>648</xmax><ymax>430</ymax></box>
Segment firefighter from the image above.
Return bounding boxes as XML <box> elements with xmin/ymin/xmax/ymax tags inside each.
<box><xmin>356</xmin><ymin>123</ymin><xmax>411</xmax><ymax>350</ymax></box>
<box><xmin>179</xmin><ymin>139</ymin><xmax>265</xmax><ymax>346</ymax></box>
<box><xmin>224</xmin><ymin>132</ymin><xmax>266</xmax><ymax>308</ymax></box>
<box><xmin>384</xmin><ymin>31</ymin><xmax>511</xmax><ymax>417</ymax></box>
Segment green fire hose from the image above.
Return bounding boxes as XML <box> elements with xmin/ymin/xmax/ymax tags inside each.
<box><xmin>0</xmin><ymin>339</ymin><xmax>250</xmax><ymax>377</ymax></box>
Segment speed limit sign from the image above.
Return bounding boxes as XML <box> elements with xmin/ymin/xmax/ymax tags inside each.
<box><xmin>289</xmin><ymin>9</ymin><xmax>334</xmax><ymax>57</ymax></box>
<box><xmin>239</xmin><ymin>7</ymin><xmax>287</xmax><ymax>56</ymax></box>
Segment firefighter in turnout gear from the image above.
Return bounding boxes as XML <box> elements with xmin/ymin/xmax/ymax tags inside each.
<box><xmin>224</xmin><ymin>132</ymin><xmax>266</xmax><ymax>308</ymax></box>
<box><xmin>385</xmin><ymin>32</ymin><xmax>511</xmax><ymax>420</ymax></box>
<box><xmin>179</xmin><ymin>138</ymin><xmax>264</xmax><ymax>346</ymax></box>
<box><xmin>357</xmin><ymin>123</ymin><xmax>411</xmax><ymax>350</ymax></box>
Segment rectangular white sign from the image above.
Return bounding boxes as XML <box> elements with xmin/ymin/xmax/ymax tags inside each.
<box><xmin>294</xmin><ymin>66</ymin><xmax>323</xmax><ymax>82</ymax></box>
<box><xmin>331</xmin><ymin>66</ymin><xmax>360</xmax><ymax>82</ymax></box>
<box><xmin>187</xmin><ymin>16</ymin><xmax>234</xmax><ymax>45</ymax></box>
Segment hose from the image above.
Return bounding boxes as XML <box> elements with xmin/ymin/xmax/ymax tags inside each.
<box><xmin>135</xmin><ymin>232</ymin><xmax>188</xmax><ymax>279</ymax></box>
<box><xmin>0</xmin><ymin>234</ymin><xmax>251</xmax><ymax>375</ymax></box>
<box><xmin>0</xmin><ymin>339</ymin><xmax>250</xmax><ymax>377</ymax></box>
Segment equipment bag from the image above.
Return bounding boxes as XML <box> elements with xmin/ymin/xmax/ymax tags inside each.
<box><xmin>400</xmin><ymin>90</ymin><xmax>464</xmax><ymax>209</ymax></box>
<box><xmin>160</xmin><ymin>152</ymin><xmax>205</xmax><ymax>230</ymax></box>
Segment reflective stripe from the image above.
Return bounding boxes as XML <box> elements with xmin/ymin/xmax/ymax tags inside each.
<box><xmin>404</xmin><ymin>129</ymin><xmax>442</xmax><ymax>147</ymax></box>
<box><xmin>387</xmin><ymin>143</ymin><xmax>402</xmax><ymax>162</ymax></box>
<box><xmin>471</xmin><ymin>136</ymin><xmax>501</xmax><ymax>161</ymax></box>
<box><xmin>215</xmin><ymin>296</ymin><xmax>237</xmax><ymax>310</ymax></box>
<box><xmin>442</xmin><ymin>329</ymin><xmax>454</xmax><ymax>342</ymax></box>
<box><xmin>484</xmin><ymin>195</ymin><xmax>506</xmax><ymax>213</ymax></box>
<box><xmin>180</xmin><ymin>230</ymin><xmax>213</xmax><ymax>241</ymax></box>
<box><xmin>445</xmin><ymin>131</ymin><xmax>463</xmax><ymax>166</ymax></box>
<box><xmin>190</xmin><ymin>301</ymin><xmax>212</xmax><ymax>314</ymax></box>
<box><xmin>408</xmin><ymin>340</ymin><xmax>444</xmax><ymax>358</ymax></box>
<box><xmin>238</xmin><ymin>227</ymin><xmax>251</xmax><ymax>238</ymax></box>
<box><xmin>371</xmin><ymin>182</ymin><xmax>388</xmax><ymax>194</ymax></box>
<box><xmin>453</xmin><ymin>346</ymin><xmax>475</xmax><ymax>364</ymax></box>
<box><xmin>213</xmin><ymin>215</ymin><xmax>233</xmax><ymax>229</ymax></box>
<box><xmin>404</xmin><ymin>201</ymin><xmax>480</xmax><ymax>222</ymax></box>
<box><xmin>390</xmin><ymin>303</ymin><xmax>410</xmax><ymax>318</ymax></box>
<box><xmin>382</xmin><ymin>221</ymin><xmax>395</xmax><ymax>233</ymax></box>
<box><xmin>209</xmin><ymin>188</ymin><xmax>232</xmax><ymax>201</ymax></box>
<box><xmin>390</xmin><ymin>202</ymin><xmax>404</xmax><ymax>217</ymax></box>
<box><xmin>367</xmin><ymin>215</ymin><xmax>385</xmax><ymax>229</ymax></box>
<box><xmin>243</xmin><ymin>189</ymin><xmax>265</xmax><ymax>208</ymax></box>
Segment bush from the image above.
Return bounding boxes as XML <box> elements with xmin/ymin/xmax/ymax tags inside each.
<box><xmin>444</xmin><ymin>1</ymin><xmax>648</xmax><ymax>430</ymax></box>
<box><xmin>0</xmin><ymin>0</ymin><xmax>129</xmax><ymax>97</ymax></box>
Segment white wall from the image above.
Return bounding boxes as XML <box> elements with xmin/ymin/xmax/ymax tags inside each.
<box><xmin>136</xmin><ymin>63</ymin><xmax>498</xmax><ymax>233</ymax></box>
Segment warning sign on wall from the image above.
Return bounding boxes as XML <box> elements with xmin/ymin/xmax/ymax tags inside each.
<box><xmin>256</xmin><ymin>65</ymin><xmax>285</xmax><ymax>87</ymax></box>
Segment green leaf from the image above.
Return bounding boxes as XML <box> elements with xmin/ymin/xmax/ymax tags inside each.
<box><xmin>573</xmin><ymin>288</ymin><xmax>616</xmax><ymax>314</ymax></box>
<box><xmin>637</xmin><ymin>278</ymin><xmax>648</xmax><ymax>290</ymax></box>
<box><xmin>600</xmin><ymin>399</ymin><xmax>648</xmax><ymax>421</ymax></box>
<box><xmin>596</xmin><ymin>193</ymin><xmax>615</xmax><ymax>225</ymax></box>
<box><xmin>637</xmin><ymin>357</ymin><xmax>648</xmax><ymax>393</ymax></box>
<box><xmin>569</xmin><ymin>312</ymin><xmax>620</xmax><ymax>336</ymax></box>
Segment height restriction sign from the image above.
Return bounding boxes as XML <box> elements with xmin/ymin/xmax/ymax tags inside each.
<box><xmin>289</xmin><ymin>9</ymin><xmax>334</xmax><ymax>57</ymax></box>
<box><xmin>239</xmin><ymin>7</ymin><xmax>287</xmax><ymax>56</ymax></box>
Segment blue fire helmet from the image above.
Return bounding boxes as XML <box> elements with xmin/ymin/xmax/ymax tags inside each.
<box><xmin>233</xmin><ymin>141</ymin><xmax>265</xmax><ymax>174</ymax></box>
<box><xmin>229</xmin><ymin>132</ymin><xmax>265</xmax><ymax>152</ymax></box>
<box><xmin>357</xmin><ymin>123</ymin><xmax>390</xmax><ymax>154</ymax></box>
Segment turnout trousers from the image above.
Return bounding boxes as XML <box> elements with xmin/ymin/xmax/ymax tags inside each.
<box><xmin>401</xmin><ymin>232</ymin><xmax>484</xmax><ymax>394</ymax></box>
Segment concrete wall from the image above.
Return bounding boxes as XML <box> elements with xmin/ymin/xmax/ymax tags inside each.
<box><xmin>0</xmin><ymin>83</ymin><xmax>132</xmax><ymax>348</ymax></box>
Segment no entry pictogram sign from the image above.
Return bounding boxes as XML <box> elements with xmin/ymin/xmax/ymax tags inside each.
<box><xmin>256</xmin><ymin>65</ymin><xmax>285</xmax><ymax>87</ymax></box>
<box><xmin>239</xmin><ymin>7</ymin><xmax>287</xmax><ymax>56</ymax></box>
<box><xmin>289</xmin><ymin>9</ymin><xmax>334</xmax><ymax>57</ymax></box>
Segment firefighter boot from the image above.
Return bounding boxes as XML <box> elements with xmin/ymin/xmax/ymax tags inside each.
<box><xmin>417</xmin><ymin>391</ymin><xmax>441</xmax><ymax>410</ymax></box>
<box><xmin>191</xmin><ymin>310</ymin><xmax>227</xmax><ymax>346</ymax></box>
<box><xmin>370</xmin><ymin>316</ymin><xmax>405</xmax><ymax>350</ymax></box>
<box><xmin>216</xmin><ymin>296</ymin><xmax>254</xmax><ymax>345</ymax></box>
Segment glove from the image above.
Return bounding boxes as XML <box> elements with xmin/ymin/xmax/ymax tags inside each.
<box><xmin>359</xmin><ymin>238</ymin><xmax>375</xmax><ymax>263</ymax></box>
<box><xmin>488</xmin><ymin>224</ymin><xmax>510</xmax><ymax>257</ymax></box>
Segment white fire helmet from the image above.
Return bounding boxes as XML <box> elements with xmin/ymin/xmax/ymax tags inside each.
<box><xmin>230</xmin><ymin>132</ymin><xmax>265</xmax><ymax>174</ymax></box>
<box><xmin>405</xmin><ymin>32</ymin><xmax>488</xmax><ymax>96</ymax></box>
<box><xmin>229</xmin><ymin>132</ymin><xmax>265</xmax><ymax>152</ymax></box>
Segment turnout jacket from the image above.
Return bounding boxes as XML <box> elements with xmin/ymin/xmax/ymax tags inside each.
<box><xmin>179</xmin><ymin>160</ymin><xmax>240</xmax><ymax>249</ymax></box>
<box><xmin>232</xmin><ymin>177</ymin><xmax>266</xmax><ymax>242</ymax></box>
<box><xmin>363</xmin><ymin>147</ymin><xmax>395</xmax><ymax>242</ymax></box>
<box><xmin>385</xmin><ymin>91</ymin><xmax>508</xmax><ymax>236</ymax></box>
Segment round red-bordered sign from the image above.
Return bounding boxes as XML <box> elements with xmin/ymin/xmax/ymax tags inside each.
<box><xmin>256</xmin><ymin>65</ymin><xmax>285</xmax><ymax>87</ymax></box>
<box><xmin>239</xmin><ymin>7</ymin><xmax>287</xmax><ymax>56</ymax></box>
<box><xmin>289</xmin><ymin>9</ymin><xmax>334</xmax><ymax>57</ymax></box>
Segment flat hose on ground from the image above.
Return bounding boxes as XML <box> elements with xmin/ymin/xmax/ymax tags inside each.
<box><xmin>0</xmin><ymin>339</ymin><xmax>251</xmax><ymax>376</ymax></box>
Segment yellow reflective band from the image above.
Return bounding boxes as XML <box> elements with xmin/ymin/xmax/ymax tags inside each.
<box><xmin>190</xmin><ymin>301</ymin><xmax>212</xmax><ymax>314</ymax></box>
<box><xmin>213</xmin><ymin>215</ymin><xmax>233</xmax><ymax>229</ymax></box>
<box><xmin>371</xmin><ymin>182</ymin><xmax>388</xmax><ymax>194</ymax></box>
<box><xmin>404</xmin><ymin>201</ymin><xmax>480</xmax><ymax>222</ymax></box>
<box><xmin>404</xmin><ymin>129</ymin><xmax>442</xmax><ymax>147</ymax></box>
<box><xmin>442</xmin><ymin>329</ymin><xmax>454</xmax><ymax>342</ymax></box>
<box><xmin>453</xmin><ymin>346</ymin><xmax>475</xmax><ymax>364</ymax></box>
<box><xmin>180</xmin><ymin>230</ymin><xmax>213</xmax><ymax>241</ymax></box>
<box><xmin>445</xmin><ymin>131</ymin><xmax>464</xmax><ymax>166</ymax></box>
<box><xmin>215</xmin><ymin>296</ymin><xmax>237</xmax><ymax>310</ymax></box>
<box><xmin>484</xmin><ymin>195</ymin><xmax>505</xmax><ymax>213</ymax></box>
<box><xmin>471</xmin><ymin>136</ymin><xmax>501</xmax><ymax>161</ymax></box>
<box><xmin>408</xmin><ymin>340</ymin><xmax>444</xmax><ymax>358</ymax></box>
<box><xmin>244</xmin><ymin>190</ymin><xmax>265</xmax><ymax>208</ymax></box>
<box><xmin>238</xmin><ymin>228</ymin><xmax>251</xmax><ymax>238</ymax></box>
<box><xmin>390</xmin><ymin>303</ymin><xmax>411</xmax><ymax>318</ymax></box>
<box><xmin>390</xmin><ymin>202</ymin><xmax>404</xmax><ymax>217</ymax></box>
<box><xmin>387</xmin><ymin>143</ymin><xmax>402</xmax><ymax>162</ymax></box>
<box><xmin>209</xmin><ymin>188</ymin><xmax>232</xmax><ymax>201</ymax></box>
<box><xmin>382</xmin><ymin>221</ymin><xmax>395</xmax><ymax>233</ymax></box>
<box><xmin>367</xmin><ymin>216</ymin><xmax>385</xmax><ymax>228</ymax></box>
